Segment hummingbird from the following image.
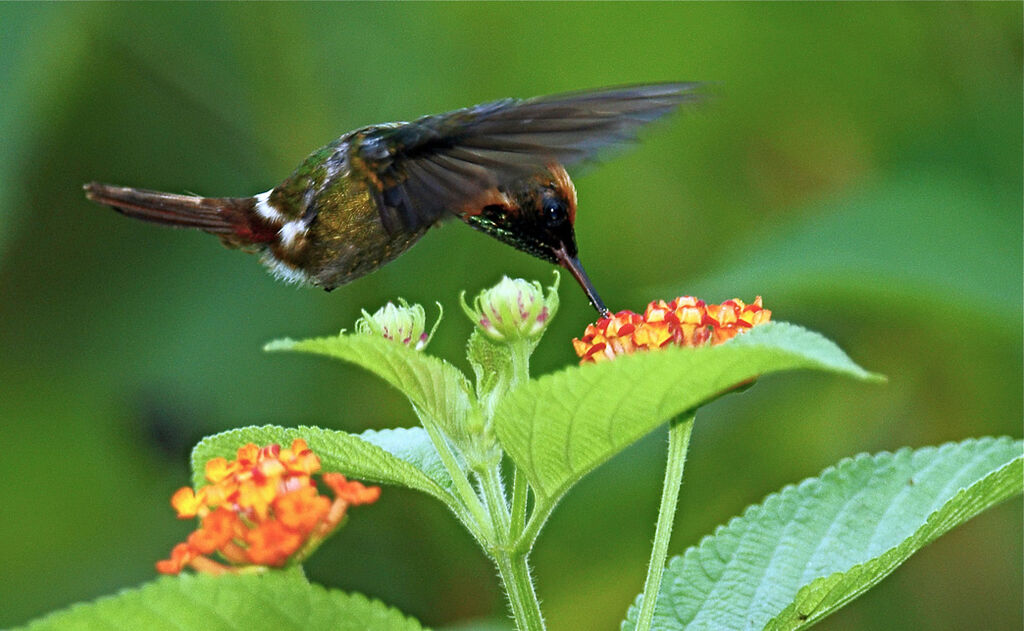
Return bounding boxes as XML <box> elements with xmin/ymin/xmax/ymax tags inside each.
<box><xmin>84</xmin><ymin>83</ymin><xmax>698</xmax><ymax>315</ymax></box>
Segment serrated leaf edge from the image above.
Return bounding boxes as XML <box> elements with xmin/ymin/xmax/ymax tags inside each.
<box><xmin>621</xmin><ymin>437</ymin><xmax>1023</xmax><ymax>630</ymax></box>
<box><xmin>765</xmin><ymin>442</ymin><xmax>1023</xmax><ymax>629</ymax></box>
<box><xmin>17</xmin><ymin>573</ymin><xmax>425</xmax><ymax>631</ymax></box>
<box><xmin>189</xmin><ymin>425</ymin><xmax>453</xmax><ymax>504</ymax></box>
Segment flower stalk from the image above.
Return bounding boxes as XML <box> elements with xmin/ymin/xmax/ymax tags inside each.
<box><xmin>479</xmin><ymin>462</ymin><xmax>546</xmax><ymax>630</ymax></box>
<box><xmin>495</xmin><ymin>549</ymin><xmax>547</xmax><ymax>631</ymax></box>
<box><xmin>634</xmin><ymin>413</ymin><xmax>696</xmax><ymax>631</ymax></box>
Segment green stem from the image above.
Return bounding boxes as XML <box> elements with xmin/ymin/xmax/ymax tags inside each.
<box><xmin>510</xmin><ymin>466</ymin><xmax>528</xmax><ymax>533</ymax></box>
<box><xmin>480</xmin><ymin>465</ymin><xmax>544</xmax><ymax>630</ymax></box>
<box><xmin>417</xmin><ymin>410</ymin><xmax>493</xmax><ymax>541</ymax></box>
<box><xmin>634</xmin><ymin>413</ymin><xmax>695</xmax><ymax>631</ymax></box>
<box><xmin>516</xmin><ymin>495</ymin><xmax>555</xmax><ymax>553</ymax></box>
<box><xmin>479</xmin><ymin>464</ymin><xmax>511</xmax><ymax>534</ymax></box>
<box><xmin>494</xmin><ymin>549</ymin><xmax>546</xmax><ymax>631</ymax></box>
<box><xmin>507</xmin><ymin>339</ymin><xmax>533</xmax><ymax>534</ymax></box>
<box><xmin>508</xmin><ymin>339</ymin><xmax>532</xmax><ymax>388</ymax></box>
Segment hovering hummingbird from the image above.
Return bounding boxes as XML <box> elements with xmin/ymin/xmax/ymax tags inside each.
<box><xmin>85</xmin><ymin>83</ymin><xmax>698</xmax><ymax>314</ymax></box>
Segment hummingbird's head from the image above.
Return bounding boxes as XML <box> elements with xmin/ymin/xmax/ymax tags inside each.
<box><xmin>460</xmin><ymin>166</ymin><xmax>607</xmax><ymax>314</ymax></box>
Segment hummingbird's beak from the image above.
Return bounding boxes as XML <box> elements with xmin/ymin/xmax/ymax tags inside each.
<box><xmin>554</xmin><ymin>245</ymin><xmax>610</xmax><ymax>317</ymax></box>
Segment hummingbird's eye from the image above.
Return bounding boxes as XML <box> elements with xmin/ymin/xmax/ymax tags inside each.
<box><xmin>542</xmin><ymin>198</ymin><xmax>568</xmax><ymax>227</ymax></box>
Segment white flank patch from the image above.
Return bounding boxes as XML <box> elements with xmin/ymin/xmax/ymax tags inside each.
<box><xmin>323</xmin><ymin>144</ymin><xmax>349</xmax><ymax>183</ymax></box>
<box><xmin>261</xmin><ymin>254</ymin><xmax>311</xmax><ymax>286</ymax></box>
<box><xmin>278</xmin><ymin>219</ymin><xmax>308</xmax><ymax>248</ymax></box>
<box><xmin>254</xmin><ymin>190</ymin><xmax>284</xmax><ymax>222</ymax></box>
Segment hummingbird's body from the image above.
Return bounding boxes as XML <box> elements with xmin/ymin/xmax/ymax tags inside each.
<box><xmin>254</xmin><ymin>136</ymin><xmax>430</xmax><ymax>289</ymax></box>
<box><xmin>86</xmin><ymin>83</ymin><xmax>699</xmax><ymax>314</ymax></box>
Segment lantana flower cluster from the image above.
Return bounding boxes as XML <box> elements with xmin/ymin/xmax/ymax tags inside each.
<box><xmin>573</xmin><ymin>296</ymin><xmax>771</xmax><ymax>363</ymax></box>
<box><xmin>157</xmin><ymin>439</ymin><xmax>380</xmax><ymax>575</ymax></box>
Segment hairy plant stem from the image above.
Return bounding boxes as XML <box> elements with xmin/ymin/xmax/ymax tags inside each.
<box><xmin>510</xmin><ymin>467</ymin><xmax>529</xmax><ymax>533</ymax></box>
<box><xmin>634</xmin><ymin>412</ymin><xmax>696</xmax><ymax>631</ymax></box>
<box><xmin>416</xmin><ymin>409</ymin><xmax>492</xmax><ymax>541</ymax></box>
<box><xmin>494</xmin><ymin>549</ymin><xmax>546</xmax><ymax>631</ymax></box>
<box><xmin>517</xmin><ymin>496</ymin><xmax>556</xmax><ymax>552</ymax></box>
<box><xmin>508</xmin><ymin>339</ymin><xmax>534</xmax><ymax>534</ymax></box>
<box><xmin>481</xmin><ymin>465</ymin><xmax>545</xmax><ymax>630</ymax></box>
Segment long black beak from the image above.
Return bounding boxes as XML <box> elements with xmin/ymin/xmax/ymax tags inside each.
<box><xmin>554</xmin><ymin>245</ymin><xmax>609</xmax><ymax>317</ymax></box>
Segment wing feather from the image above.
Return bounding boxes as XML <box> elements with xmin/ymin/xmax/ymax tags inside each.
<box><xmin>354</xmin><ymin>82</ymin><xmax>701</xmax><ymax>232</ymax></box>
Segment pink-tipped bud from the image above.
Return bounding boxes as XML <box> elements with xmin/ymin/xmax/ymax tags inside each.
<box><xmin>461</xmin><ymin>274</ymin><xmax>560</xmax><ymax>343</ymax></box>
<box><xmin>355</xmin><ymin>299</ymin><xmax>440</xmax><ymax>351</ymax></box>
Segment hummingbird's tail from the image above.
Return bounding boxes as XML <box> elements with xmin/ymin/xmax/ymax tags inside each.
<box><xmin>83</xmin><ymin>183</ymin><xmax>276</xmax><ymax>246</ymax></box>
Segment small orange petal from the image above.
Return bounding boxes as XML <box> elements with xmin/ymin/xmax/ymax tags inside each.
<box><xmin>244</xmin><ymin>520</ymin><xmax>305</xmax><ymax>566</ymax></box>
<box><xmin>668</xmin><ymin>296</ymin><xmax>708</xmax><ymax>327</ymax></box>
<box><xmin>323</xmin><ymin>473</ymin><xmax>382</xmax><ymax>505</ymax></box>
<box><xmin>236</xmin><ymin>476</ymin><xmax>280</xmax><ymax>519</ymax></box>
<box><xmin>711</xmin><ymin>327</ymin><xmax>741</xmax><ymax>344</ymax></box>
<box><xmin>187</xmin><ymin>507</ymin><xmax>241</xmax><ymax>554</ymax></box>
<box><xmin>202</xmin><ymin>478</ymin><xmax>235</xmax><ymax>508</ymax></box>
<box><xmin>204</xmin><ymin>457</ymin><xmax>236</xmax><ymax>484</ymax></box>
<box><xmin>274</xmin><ymin>486</ymin><xmax>330</xmax><ymax>534</ymax></box>
<box><xmin>156</xmin><ymin>542</ymin><xmax>196</xmax><ymax>575</ymax></box>
<box><xmin>170</xmin><ymin>487</ymin><xmax>204</xmax><ymax>518</ymax></box>
<box><xmin>278</xmin><ymin>439</ymin><xmax>320</xmax><ymax>476</ymax></box>
<box><xmin>235</xmin><ymin>443</ymin><xmax>261</xmax><ymax>468</ymax></box>
<box><xmin>258</xmin><ymin>443</ymin><xmax>281</xmax><ymax>464</ymax></box>
<box><xmin>643</xmin><ymin>300</ymin><xmax>671</xmax><ymax>323</ymax></box>
<box><xmin>571</xmin><ymin>337</ymin><xmax>591</xmax><ymax>357</ymax></box>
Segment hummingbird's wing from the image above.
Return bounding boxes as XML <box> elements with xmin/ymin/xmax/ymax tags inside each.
<box><xmin>351</xmin><ymin>83</ymin><xmax>702</xmax><ymax>234</ymax></box>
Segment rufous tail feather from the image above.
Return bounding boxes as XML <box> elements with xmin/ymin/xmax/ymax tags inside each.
<box><xmin>83</xmin><ymin>182</ymin><xmax>276</xmax><ymax>246</ymax></box>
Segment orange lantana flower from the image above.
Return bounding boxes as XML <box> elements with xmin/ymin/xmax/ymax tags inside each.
<box><xmin>572</xmin><ymin>296</ymin><xmax>771</xmax><ymax>363</ymax></box>
<box><xmin>706</xmin><ymin>297</ymin><xmax>772</xmax><ymax>343</ymax></box>
<box><xmin>156</xmin><ymin>438</ymin><xmax>380</xmax><ymax>575</ymax></box>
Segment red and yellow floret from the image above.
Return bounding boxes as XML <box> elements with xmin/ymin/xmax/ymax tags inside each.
<box><xmin>705</xmin><ymin>297</ymin><xmax>771</xmax><ymax>343</ymax></box>
<box><xmin>156</xmin><ymin>438</ymin><xmax>380</xmax><ymax>575</ymax></box>
<box><xmin>573</xmin><ymin>296</ymin><xmax>771</xmax><ymax>363</ymax></box>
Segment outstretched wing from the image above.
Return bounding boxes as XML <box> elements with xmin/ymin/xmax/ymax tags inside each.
<box><xmin>350</xmin><ymin>83</ymin><xmax>702</xmax><ymax>233</ymax></box>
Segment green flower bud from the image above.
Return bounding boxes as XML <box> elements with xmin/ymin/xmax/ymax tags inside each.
<box><xmin>460</xmin><ymin>273</ymin><xmax>560</xmax><ymax>342</ymax></box>
<box><xmin>355</xmin><ymin>299</ymin><xmax>440</xmax><ymax>351</ymax></box>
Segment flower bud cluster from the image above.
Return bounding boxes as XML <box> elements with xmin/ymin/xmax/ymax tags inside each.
<box><xmin>355</xmin><ymin>299</ymin><xmax>439</xmax><ymax>350</ymax></box>
<box><xmin>461</xmin><ymin>275</ymin><xmax>560</xmax><ymax>343</ymax></box>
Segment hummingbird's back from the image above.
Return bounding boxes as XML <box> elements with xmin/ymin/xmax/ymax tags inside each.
<box><xmin>255</xmin><ymin>135</ymin><xmax>433</xmax><ymax>289</ymax></box>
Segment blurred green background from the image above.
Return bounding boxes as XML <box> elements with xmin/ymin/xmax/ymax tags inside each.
<box><xmin>1</xmin><ymin>3</ymin><xmax>1020</xmax><ymax>630</ymax></box>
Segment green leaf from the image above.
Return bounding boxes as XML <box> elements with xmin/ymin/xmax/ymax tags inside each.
<box><xmin>266</xmin><ymin>334</ymin><xmax>475</xmax><ymax>437</ymax></box>
<box><xmin>621</xmin><ymin>437</ymin><xmax>1023</xmax><ymax>631</ymax></box>
<box><xmin>495</xmin><ymin>322</ymin><xmax>880</xmax><ymax>500</ymax></box>
<box><xmin>358</xmin><ymin>426</ymin><xmax>459</xmax><ymax>493</ymax></box>
<box><xmin>19</xmin><ymin>570</ymin><xmax>424</xmax><ymax>631</ymax></box>
<box><xmin>466</xmin><ymin>328</ymin><xmax>514</xmax><ymax>400</ymax></box>
<box><xmin>190</xmin><ymin>425</ymin><xmax>455</xmax><ymax>505</ymax></box>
